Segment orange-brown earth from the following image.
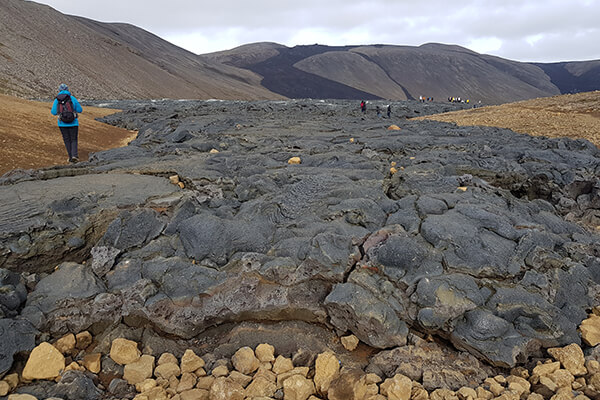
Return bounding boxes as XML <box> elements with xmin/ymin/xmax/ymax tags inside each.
<box><xmin>0</xmin><ymin>94</ymin><xmax>137</xmax><ymax>175</ymax></box>
<box><xmin>416</xmin><ymin>90</ymin><xmax>600</xmax><ymax>147</ymax></box>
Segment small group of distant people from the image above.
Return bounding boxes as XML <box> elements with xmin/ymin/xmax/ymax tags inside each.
<box><xmin>51</xmin><ymin>83</ymin><xmax>83</xmax><ymax>163</ymax></box>
<box><xmin>360</xmin><ymin>101</ymin><xmax>391</xmax><ymax>118</ymax></box>
<box><xmin>448</xmin><ymin>96</ymin><xmax>469</xmax><ymax>104</ymax></box>
<box><xmin>418</xmin><ymin>96</ymin><xmax>433</xmax><ymax>102</ymax></box>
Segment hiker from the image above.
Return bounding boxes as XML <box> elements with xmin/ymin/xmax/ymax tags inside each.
<box><xmin>360</xmin><ymin>100</ymin><xmax>366</xmax><ymax>113</ymax></box>
<box><xmin>51</xmin><ymin>83</ymin><xmax>83</xmax><ymax>163</ymax></box>
<box><xmin>387</xmin><ymin>104</ymin><xmax>391</xmax><ymax>118</ymax></box>
<box><xmin>376</xmin><ymin>106</ymin><xmax>381</xmax><ymax>117</ymax></box>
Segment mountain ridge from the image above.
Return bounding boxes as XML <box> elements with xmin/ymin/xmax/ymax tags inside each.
<box><xmin>2</xmin><ymin>0</ymin><xmax>599</xmax><ymax>103</ymax></box>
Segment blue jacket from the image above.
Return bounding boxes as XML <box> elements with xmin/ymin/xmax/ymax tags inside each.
<box><xmin>51</xmin><ymin>90</ymin><xmax>83</xmax><ymax>127</ymax></box>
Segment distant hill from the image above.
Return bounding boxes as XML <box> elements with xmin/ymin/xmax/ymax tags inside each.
<box><xmin>204</xmin><ymin>42</ymin><xmax>600</xmax><ymax>104</ymax></box>
<box><xmin>0</xmin><ymin>0</ymin><xmax>282</xmax><ymax>100</ymax></box>
<box><xmin>3</xmin><ymin>0</ymin><xmax>599</xmax><ymax>103</ymax></box>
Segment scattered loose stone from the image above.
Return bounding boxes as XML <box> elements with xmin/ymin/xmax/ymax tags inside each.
<box><xmin>231</xmin><ymin>346</ymin><xmax>259</xmax><ymax>375</ymax></box>
<box><xmin>255</xmin><ymin>343</ymin><xmax>275</xmax><ymax>363</ymax></box>
<box><xmin>287</xmin><ymin>156</ymin><xmax>301</xmax><ymax>164</ymax></box>
<box><xmin>82</xmin><ymin>353</ymin><xmax>102</xmax><ymax>373</ymax></box>
<box><xmin>54</xmin><ymin>333</ymin><xmax>76</xmax><ymax>355</ymax></box>
<box><xmin>180</xmin><ymin>349</ymin><xmax>204</xmax><ymax>374</ymax></box>
<box><xmin>110</xmin><ymin>338</ymin><xmax>141</xmax><ymax>365</ymax></box>
<box><xmin>580</xmin><ymin>315</ymin><xmax>600</xmax><ymax>347</ymax></box>
<box><xmin>22</xmin><ymin>342</ymin><xmax>65</xmax><ymax>381</ymax></box>
<box><xmin>341</xmin><ymin>334</ymin><xmax>360</xmax><ymax>351</ymax></box>
<box><xmin>75</xmin><ymin>331</ymin><xmax>93</xmax><ymax>350</ymax></box>
<box><xmin>124</xmin><ymin>354</ymin><xmax>155</xmax><ymax>385</ymax></box>
<box><xmin>548</xmin><ymin>343</ymin><xmax>587</xmax><ymax>376</ymax></box>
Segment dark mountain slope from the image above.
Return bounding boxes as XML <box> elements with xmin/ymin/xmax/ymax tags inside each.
<box><xmin>534</xmin><ymin>61</ymin><xmax>600</xmax><ymax>94</ymax></box>
<box><xmin>206</xmin><ymin>42</ymin><xmax>600</xmax><ymax>104</ymax></box>
<box><xmin>0</xmin><ymin>0</ymin><xmax>282</xmax><ymax>100</ymax></box>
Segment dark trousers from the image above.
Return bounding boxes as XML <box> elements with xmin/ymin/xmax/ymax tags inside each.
<box><xmin>59</xmin><ymin>126</ymin><xmax>78</xmax><ymax>159</ymax></box>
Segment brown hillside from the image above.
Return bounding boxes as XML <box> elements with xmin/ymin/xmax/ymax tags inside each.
<box><xmin>0</xmin><ymin>0</ymin><xmax>282</xmax><ymax>100</ymax></box>
<box><xmin>0</xmin><ymin>94</ymin><xmax>136</xmax><ymax>175</ymax></box>
<box><xmin>416</xmin><ymin>91</ymin><xmax>600</xmax><ymax>147</ymax></box>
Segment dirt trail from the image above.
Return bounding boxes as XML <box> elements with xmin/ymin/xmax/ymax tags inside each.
<box><xmin>0</xmin><ymin>94</ymin><xmax>137</xmax><ymax>175</ymax></box>
<box><xmin>415</xmin><ymin>91</ymin><xmax>600</xmax><ymax>147</ymax></box>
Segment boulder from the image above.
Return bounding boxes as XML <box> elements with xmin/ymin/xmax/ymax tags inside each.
<box><xmin>0</xmin><ymin>319</ymin><xmax>36</xmax><ymax>377</ymax></box>
<box><xmin>109</xmin><ymin>338</ymin><xmax>141</xmax><ymax>365</ymax></box>
<box><xmin>22</xmin><ymin>342</ymin><xmax>65</xmax><ymax>381</ymax></box>
<box><xmin>231</xmin><ymin>346</ymin><xmax>259</xmax><ymax>375</ymax></box>
<box><xmin>123</xmin><ymin>354</ymin><xmax>155</xmax><ymax>385</ymax></box>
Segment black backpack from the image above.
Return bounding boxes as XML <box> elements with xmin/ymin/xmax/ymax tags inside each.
<box><xmin>56</xmin><ymin>93</ymin><xmax>76</xmax><ymax>123</ymax></box>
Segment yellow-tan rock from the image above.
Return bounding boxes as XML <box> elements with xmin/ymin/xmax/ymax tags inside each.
<box><xmin>341</xmin><ymin>334</ymin><xmax>359</xmax><ymax>351</ymax></box>
<box><xmin>209</xmin><ymin>149</ymin><xmax>219</xmax><ymax>154</ymax></box>
<box><xmin>177</xmin><ymin>373</ymin><xmax>196</xmax><ymax>393</ymax></box>
<box><xmin>314</xmin><ymin>351</ymin><xmax>340</xmax><ymax>395</ymax></box>
<box><xmin>209</xmin><ymin>377</ymin><xmax>245</xmax><ymax>400</ymax></box>
<box><xmin>231</xmin><ymin>346</ymin><xmax>260</xmax><ymax>375</ymax></box>
<box><xmin>548</xmin><ymin>344</ymin><xmax>587</xmax><ymax>376</ymax></box>
<box><xmin>533</xmin><ymin>361</ymin><xmax>561</xmax><ymax>377</ymax></box>
<box><xmin>136</xmin><ymin>378</ymin><xmax>157</xmax><ymax>393</ymax></box>
<box><xmin>180</xmin><ymin>349</ymin><xmax>205</xmax><ymax>373</ymax></box>
<box><xmin>0</xmin><ymin>381</ymin><xmax>9</xmax><ymax>397</ymax></box>
<box><xmin>22</xmin><ymin>342</ymin><xmax>66</xmax><ymax>381</ymax></box>
<box><xmin>380</xmin><ymin>374</ymin><xmax>412</xmax><ymax>400</ymax></box>
<box><xmin>124</xmin><ymin>354</ymin><xmax>155</xmax><ymax>385</ymax></box>
<box><xmin>169</xmin><ymin>175</ymin><xmax>180</xmax><ymax>185</ymax></box>
<box><xmin>388</xmin><ymin>125</ymin><xmax>401</xmax><ymax>131</ymax></box>
<box><xmin>54</xmin><ymin>333</ymin><xmax>76</xmax><ymax>355</ymax></box>
<box><xmin>154</xmin><ymin>362</ymin><xmax>181</xmax><ymax>380</ymax></box>
<box><xmin>255</xmin><ymin>343</ymin><xmax>275</xmax><ymax>363</ymax></box>
<box><xmin>75</xmin><ymin>331</ymin><xmax>93</xmax><ymax>350</ymax></box>
<box><xmin>288</xmin><ymin>157</ymin><xmax>301</xmax><ymax>165</ymax></box>
<box><xmin>272</xmin><ymin>355</ymin><xmax>294</xmax><ymax>374</ymax></box>
<box><xmin>3</xmin><ymin>373</ymin><xmax>19</xmax><ymax>390</ymax></box>
<box><xmin>196</xmin><ymin>375</ymin><xmax>215</xmax><ymax>390</ymax></box>
<box><xmin>457</xmin><ymin>386</ymin><xmax>477</xmax><ymax>400</ymax></box>
<box><xmin>580</xmin><ymin>315</ymin><xmax>600</xmax><ymax>347</ymax></box>
<box><xmin>110</xmin><ymin>338</ymin><xmax>141</xmax><ymax>365</ymax></box>
<box><xmin>550</xmin><ymin>369</ymin><xmax>574</xmax><ymax>388</ymax></box>
<box><xmin>229</xmin><ymin>370</ymin><xmax>252</xmax><ymax>388</ymax></box>
<box><xmin>211</xmin><ymin>365</ymin><xmax>229</xmax><ymax>377</ymax></box>
<box><xmin>136</xmin><ymin>385</ymin><xmax>168</xmax><ymax>400</ymax></box>
<box><xmin>64</xmin><ymin>361</ymin><xmax>85</xmax><ymax>372</ymax></box>
<box><xmin>82</xmin><ymin>353</ymin><xmax>101</xmax><ymax>373</ymax></box>
<box><xmin>245</xmin><ymin>376</ymin><xmax>277</xmax><ymax>398</ymax></box>
<box><xmin>6</xmin><ymin>394</ymin><xmax>38</xmax><ymax>400</ymax></box>
<box><xmin>157</xmin><ymin>352</ymin><xmax>178</xmax><ymax>365</ymax></box>
<box><xmin>277</xmin><ymin>367</ymin><xmax>310</xmax><ymax>388</ymax></box>
<box><xmin>179</xmin><ymin>388</ymin><xmax>209</xmax><ymax>400</ymax></box>
<box><xmin>506</xmin><ymin>375</ymin><xmax>530</xmax><ymax>396</ymax></box>
<box><xmin>283</xmin><ymin>374</ymin><xmax>315</xmax><ymax>400</ymax></box>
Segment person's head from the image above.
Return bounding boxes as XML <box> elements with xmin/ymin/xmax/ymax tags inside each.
<box><xmin>58</xmin><ymin>83</ymin><xmax>69</xmax><ymax>92</ymax></box>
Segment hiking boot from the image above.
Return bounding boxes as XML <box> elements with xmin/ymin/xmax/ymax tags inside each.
<box><xmin>70</xmin><ymin>157</ymin><xmax>79</xmax><ymax>163</ymax></box>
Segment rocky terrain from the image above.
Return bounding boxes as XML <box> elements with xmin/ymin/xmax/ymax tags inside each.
<box><xmin>0</xmin><ymin>98</ymin><xmax>600</xmax><ymax>399</ymax></box>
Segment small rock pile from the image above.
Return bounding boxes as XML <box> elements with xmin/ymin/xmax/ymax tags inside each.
<box><xmin>3</xmin><ymin>320</ymin><xmax>600</xmax><ymax>400</ymax></box>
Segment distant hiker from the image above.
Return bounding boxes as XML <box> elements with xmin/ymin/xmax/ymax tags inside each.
<box><xmin>51</xmin><ymin>83</ymin><xmax>83</xmax><ymax>163</ymax></box>
<box><xmin>387</xmin><ymin>104</ymin><xmax>391</xmax><ymax>118</ymax></box>
<box><xmin>360</xmin><ymin>100</ymin><xmax>366</xmax><ymax>113</ymax></box>
<box><xmin>376</xmin><ymin>106</ymin><xmax>381</xmax><ymax>117</ymax></box>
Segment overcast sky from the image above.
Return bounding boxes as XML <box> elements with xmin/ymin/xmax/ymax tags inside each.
<box><xmin>36</xmin><ymin>0</ymin><xmax>600</xmax><ymax>63</ymax></box>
